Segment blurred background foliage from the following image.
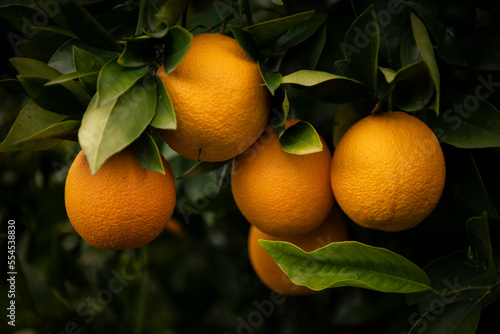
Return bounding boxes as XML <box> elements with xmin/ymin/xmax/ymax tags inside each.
<box><xmin>1</xmin><ymin>0</ymin><xmax>500</xmax><ymax>333</ymax></box>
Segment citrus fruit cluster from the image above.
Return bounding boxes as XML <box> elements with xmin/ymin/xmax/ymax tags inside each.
<box><xmin>64</xmin><ymin>32</ymin><xmax>446</xmax><ymax>297</ymax></box>
<box><xmin>231</xmin><ymin>111</ymin><xmax>446</xmax><ymax>295</ymax></box>
<box><xmin>64</xmin><ymin>33</ymin><xmax>270</xmax><ymax>250</ymax></box>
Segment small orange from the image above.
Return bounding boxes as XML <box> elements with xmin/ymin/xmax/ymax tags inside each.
<box><xmin>65</xmin><ymin>148</ymin><xmax>176</xmax><ymax>250</ymax></box>
<box><xmin>248</xmin><ymin>206</ymin><xmax>349</xmax><ymax>296</ymax></box>
<box><xmin>231</xmin><ymin>118</ymin><xmax>334</xmax><ymax>237</ymax></box>
<box><xmin>331</xmin><ymin>111</ymin><xmax>446</xmax><ymax>231</ymax></box>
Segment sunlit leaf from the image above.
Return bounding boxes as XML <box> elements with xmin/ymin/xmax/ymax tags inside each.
<box><xmin>259</xmin><ymin>64</ymin><xmax>282</xmax><ymax>96</ymax></box>
<box><xmin>79</xmin><ymin>80</ymin><xmax>156</xmax><ymax>174</ymax></box>
<box><xmin>281</xmin><ymin>70</ymin><xmax>368</xmax><ymax>103</ymax></box>
<box><xmin>96</xmin><ymin>59</ymin><xmax>149</xmax><ymax>107</ymax></box>
<box><xmin>10</xmin><ymin>57</ymin><xmax>90</xmax><ymax>103</ymax></box>
<box><xmin>260</xmin><ymin>240</ymin><xmax>432</xmax><ymax>293</ymax></box>
<box><xmin>44</xmin><ymin>70</ymin><xmax>99</xmax><ymax>86</ymax></box>
<box><xmin>151</xmin><ymin>75</ymin><xmax>176</xmax><ymax>130</ymax></box>
<box><xmin>0</xmin><ymin>100</ymin><xmax>79</xmax><ymax>152</ymax></box>
<box><xmin>279</xmin><ymin>121</ymin><xmax>323</xmax><ymax>154</ymax></box>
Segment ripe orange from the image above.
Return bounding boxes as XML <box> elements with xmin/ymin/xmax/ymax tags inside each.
<box><xmin>248</xmin><ymin>205</ymin><xmax>349</xmax><ymax>296</ymax></box>
<box><xmin>65</xmin><ymin>148</ymin><xmax>176</xmax><ymax>250</ymax></box>
<box><xmin>157</xmin><ymin>33</ymin><xmax>271</xmax><ymax>162</ymax></box>
<box><xmin>231</xmin><ymin>118</ymin><xmax>334</xmax><ymax>237</ymax></box>
<box><xmin>331</xmin><ymin>111</ymin><xmax>446</xmax><ymax>232</ymax></box>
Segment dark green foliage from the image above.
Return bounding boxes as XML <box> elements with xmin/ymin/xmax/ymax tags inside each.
<box><xmin>1</xmin><ymin>0</ymin><xmax>500</xmax><ymax>333</ymax></box>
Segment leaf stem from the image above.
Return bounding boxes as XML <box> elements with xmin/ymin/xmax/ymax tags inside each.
<box><xmin>135</xmin><ymin>0</ymin><xmax>147</xmax><ymax>36</ymax></box>
<box><xmin>443</xmin><ymin>283</ymin><xmax>498</xmax><ymax>297</ymax></box>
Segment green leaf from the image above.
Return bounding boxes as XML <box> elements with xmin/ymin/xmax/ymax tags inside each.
<box><xmin>408</xmin><ymin>300</ymin><xmax>481</xmax><ymax>334</ymax></box>
<box><xmin>17</xmin><ymin>75</ymin><xmax>85</xmax><ymax>114</ymax></box>
<box><xmin>425</xmin><ymin>95</ymin><xmax>500</xmax><ymax>148</ymax></box>
<box><xmin>390</xmin><ymin>60</ymin><xmax>434</xmax><ymax>111</ymax></box>
<box><xmin>279</xmin><ymin>22</ymin><xmax>326</xmax><ymax>75</ymax></box>
<box><xmin>73</xmin><ymin>46</ymin><xmax>108</xmax><ymax>94</ymax></box>
<box><xmin>270</xmin><ymin>88</ymin><xmax>289</xmax><ymax>138</ymax></box>
<box><xmin>163</xmin><ymin>25</ymin><xmax>192</xmax><ymax>74</ymax></box>
<box><xmin>79</xmin><ymin>80</ymin><xmax>156</xmax><ymax>175</ymax></box>
<box><xmin>37</xmin><ymin>25</ymin><xmax>78</xmax><ymax>39</ymax></box>
<box><xmin>229</xmin><ymin>25</ymin><xmax>262</xmax><ymax>63</ymax></box>
<box><xmin>411</xmin><ymin>13</ymin><xmax>440</xmax><ymax>114</ymax></box>
<box><xmin>10</xmin><ymin>57</ymin><xmax>90</xmax><ymax>103</ymax></box>
<box><xmin>452</xmin><ymin>153</ymin><xmax>500</xmax><ymax>220</ymax></box>
<box><xmin>48</xmin><ymin>40</ymin><xmax>117</xmax><ymax>75</ymax></box>
<box><xmin>275</xmin><ymin>13</ymin><xmax>327</xmax><ymax>51</ymax></box>
<box><xmin>178</xmin><ymin>161</ymin><xmax>229</xmax><ymax>179</ymax></box>
<box><xmin>133</xmin><ymin>131</ymin><xmax>165</xmax><ymax>174</ymax></box>
<box><xmin>279</xmin><ymin>121</ymin><xmax>323</xmax><ymax>154</ymax></box>
<box><xmin>407</xmin><ymin>251</ymin><xmax>500</xmax><ymax>310</ymax></box>
<box><xmin>336</xmin><ymin>4</ymin><xmax>379</xmax><ymax>93</ymax></box>
<box><xmin>0</xmin><ymin>100</ymin><xmax>79</xmax><ymax>152</ymax></box>
<box><xmin>333</xmin><ymin>101</ymin><xmax>366</xmax><ymax>147</ymax></box>
<box><xmin>44</xmin><ymin>70</ymin><xmax>99</xmax><ymax>86</ymax></box>
<box><xmin>259</xmin><ymin>64</ymin><xmax>282</xmax><ymax>96</ymax></box>
<box><xmin>245</xmin><ymin>10</ymin><xmax>315</xmax><ymax>45</ymax></box>
<box><xmin>466</xmin><ymin>213</ymin><xmax>498</xmax><ymax>283</ymax></box>
<box><xmin>96</xmin><ymin>59</ymin><xmax>149</xmax><ymax>107</ymax></box>
<box><xmin>281</xmin><ymin>70</ymin><xmax>368</xmax><ymax>104</ymax></box>
<box><xmin>259</xmin><ymin>240</ymin><xmax>432</xmax><ymax>293</ymax></box>
<box><xmin>151</xmin><ymin>75</ymin><xmax>176</xmax><ymax>130</ymax></box>
<box><xmin>118</xmin><ymin>36</ymin><xmax>157</xmax><ymax>68</ymax></box>
<box><xmin>155</xmin><ymin>0</ymin><xmax>188</xmax><ymax>27</ymax></box>
<box><xmin>59</xmin><ymin>0</ymin><xmax>121</xmax><ymax>52</ymax></box>
<box><xmin>400</xmin><ymin>29</ymin><xmax>422</xmax><ymax>67</ymax></box>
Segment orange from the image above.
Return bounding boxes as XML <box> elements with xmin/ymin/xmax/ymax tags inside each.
<box><xmin>331</xmin><ymin>111</ymin><xmax>446</xmax><ymax>232</ymax></box>
<box><xmin>248</xmin><ymin>205</ymin><xmax>349</xmax><ymax>296</ymax></box>
<box><xmin>231</xmin><ymin>118</ymin><xmax>334</xmax><ymax>237</ymax></box>
<box><xmin>157</xmin><ymin>33</ymin><xmax>271</xmax><ymax>162</ymax></box>
<box><xmin>64</xmin><ymin>148</ymin><xmax>176</xmax><ymax>250</ymax></box>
